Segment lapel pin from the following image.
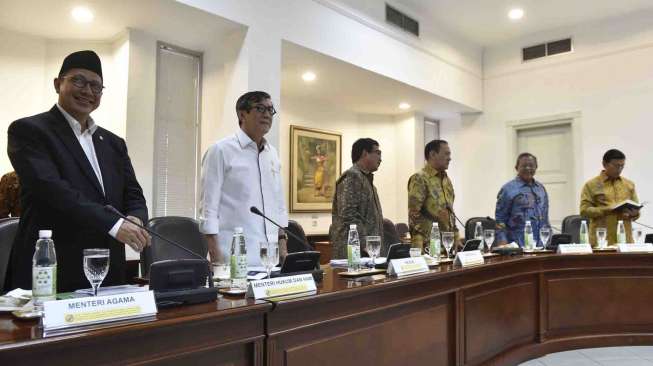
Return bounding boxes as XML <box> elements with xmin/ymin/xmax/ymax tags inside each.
<box><xmin>99</xmin><ymin>135</ymin><xmax>103</xmax><ymax>141</ymax></box>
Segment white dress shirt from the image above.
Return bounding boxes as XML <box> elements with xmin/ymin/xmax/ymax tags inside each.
<box><xmin>200</xmin><ymin>128</ymin><xmax>288</xmax><ymax>266</ymax></box>
<box><xmin>56</xmin><ymin>104</ymin><xmax>123</xmax><ymax>237</ymax></box>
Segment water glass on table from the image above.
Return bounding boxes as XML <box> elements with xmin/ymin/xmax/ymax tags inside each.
<box><xmin>365</xmin><ymin>236</ymin><xmax>381</xmax><ymax>269</ymax></box>
<box><xmin>483</xmin><ymin>229</ymin><xmax>495</xmax><ymax>253</ymax></box>
<box><xmin>442</xmin><ymin>232</ymin><xmax>455</xmax><ymax>259</ymax></box>
<box><xmin>632</xmin><ymin>228</ymin><xmax>644</xmax><ymax>244</ymax></box>
<box><xmin>596</xmin><ymin>227</ymin><xmax>607</xmax><ymax>249</ymax></box>
<box><xmin>260</xmin><ymin>241</ymin><xmax>279</xmax><ymax>279</ymax></box>
<box><xmin>539</xmin><ymin>227</ymin><xmax>551</xmax><ymax>250</ymax></box>
<box><xmin>83</xmin><ymin>248</ymin><xmax>110</xmax><ymax>296</ymax></box>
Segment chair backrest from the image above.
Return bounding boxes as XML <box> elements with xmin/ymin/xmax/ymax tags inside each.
<box><xmin>561</xmin><ymin>215</ymin><xmax>588</xmax><ymax>243</ymax></box>
<box><xmin>549</xmin><ymin>233</ymin><xmax>572</xmax><ymax>250</ymax></box>
<box><xmin>383</xmin><ymin>218</ymin><xmax>400</xmax><ymax>246</ymax></box>
<box><xmin>286</xmin><ymin>220</ymin><xmax>313</xmax><ymax>253</ymax></box>
<box><xmin>464</xmin><ymin>217</ymin><xmax>496</xmax><ymax>241</ymax></box>
<box><xmin>140</xmin><ymin>216</ymin><xmax>208</xmax><ymax>278</ymax></box>
<box><xmin>395</xmin><ymin>222</ymin><xmax>409</xmax><ymax>238</ymax></box>
<box><xmin>645</xmin><ymin>234</ymin><xmax>653</xmax><ymax>244</ymax></box>
<box><xmin>0</xmin><ymin>217</ymin><xmax>19</xmax><ymax>293</ymax></box>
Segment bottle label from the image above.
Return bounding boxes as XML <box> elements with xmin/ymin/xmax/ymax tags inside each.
<box><xmin>347</xmin><ymin>245</ymin><xmax>360</xmax><ymax>266</ymax></box>
<box><xmin>230</xmin><ymin>255</ymin><xmax>247</xmax><ymax>278</ymax></box>
<box><xmin>579</xmin><ymin>233</ymin><xmax>589</xmax><ymax>244</ymax></box>
<box><xmin>429</xmin><ymin>239</ymin><xmax>440</xmax><ymax>260</ymax></box>
<box><xmin>32</xmin><ymin>266</ymin><xmax>56</xmax><ymax>297</ymax></box>
<box><xmin>524</xmin><ymin>234</ymin><xmax>533</xmax><ymax>250</ymax></box>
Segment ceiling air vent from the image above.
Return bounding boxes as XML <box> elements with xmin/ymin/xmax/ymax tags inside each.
<box><xmin>522</xmin><ymin>38</ymin><xmax>573</xmax><ymax>62</ymax></box>
<box><xmin>386</xmin><ymin>4</ymin><xmax>419</xmax><ymax>37</ymax></box>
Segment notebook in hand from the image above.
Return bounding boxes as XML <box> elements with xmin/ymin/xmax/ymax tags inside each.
<box><xmin>611</xmin><ymin>200</ymin><xmax>643</xmax><ymax>211</ymax></box>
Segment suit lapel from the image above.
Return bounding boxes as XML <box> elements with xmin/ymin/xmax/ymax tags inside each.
<box><xmin>93</xmin><ymin>129</ymin><xmax>113</xmax><ymax>200</ymax></box>
<box><xmin>48</xmin><ymin>106</ymin><xmax>105</xmax><ymax>196</ymax></box>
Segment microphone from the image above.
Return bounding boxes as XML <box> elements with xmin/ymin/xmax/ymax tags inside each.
<box><xmin>249</xmin><ymin>206</ymin><xmax>309</xmax><ymax>249</ymax></box>
<box><xmin>105</xmin><ymin>205</ymin><xmax>210</xmax><ymax>263</ymax></box>
<box><xmin>445</xmin><ymin>203</ymin><xmax>465</xmax><ymax>228</ymax></box>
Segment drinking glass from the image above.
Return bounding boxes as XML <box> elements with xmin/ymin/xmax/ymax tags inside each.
<box><xmin>442</xmin><ymin>232</ymin><xmax>454</xmax><ymax>259</ymax></box>
<box><xmin>539</xmin><ymin>227</ymin><xmax>551</xmax><ymax>250</ymax></box>
<box><xmin>632</xmin><ymin>228</ymin><xmax>644</xmax><ymax>244</ymax></box>
<box><xmin>409</xmin><ymin>247</ymin><xmax>421</xmax><ymax>257</ymax></box>
<box><xmin>260</xmin><ymin>241</ymin><xmax>279</xmax><ymax>279</ymax></box>
<box><xmin>483</xmin><ymin>229</ymin><xmax>495</xmax><ymax>253</ymax></box>
<box><xmin>83</xmin><ymin>248</ymin><xmax>110</xmax><ymax>296</ymax></box>
<box><xmin>366</xmin><ymin>236</ymin><xmax>381</xmax><ymax>269</ymax></box>
<box><xmin>596</xmin><ymin>227</ymin><xmax>607</xmax><ymax>249</ymax></box>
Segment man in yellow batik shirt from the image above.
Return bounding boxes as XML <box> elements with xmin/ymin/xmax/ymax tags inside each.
<box><xmin>580</xmin><ymin>149</ymin><xmax>640</xmax><ymax>245</ymax></box>
<box><xmin>408</xmin><ymin>140</ymin><xmax>462</xmax><ymax>251</ymax></box>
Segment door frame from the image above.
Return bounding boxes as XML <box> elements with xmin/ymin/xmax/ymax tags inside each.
<box><xmin>505</xmin><ymin>111</ymin><xmax>583</xmax><ymax>211</ymax></box>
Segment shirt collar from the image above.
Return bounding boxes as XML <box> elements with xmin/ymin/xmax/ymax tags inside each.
<box><xmin>236</xmin><ymin>128</ymin><xmax>267</xmax><ymax>152</ymax></box>
<box><xmin>515</xmin><ymin>176</ymin><xmax>538</xmax><ymax>187</ymax></box>
<box><xmin>56</xmin><ymin>103</ymin><xmax>98</xmax><ymax>136</ymax></box>
<box><xmin>600</xmin><ymin>170</ymin><xmax>621</xmax><ymax>182</ymax></box>
<box><xmin>423</xmin><ymin>164</ymin><xmax>447</xmax><ymax>178</ymax></box>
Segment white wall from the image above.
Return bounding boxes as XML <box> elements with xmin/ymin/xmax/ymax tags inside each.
<box><xmin>449</xmin><ymin>12</ymin><xmax>653</xmax><ymax>229</ymax></box>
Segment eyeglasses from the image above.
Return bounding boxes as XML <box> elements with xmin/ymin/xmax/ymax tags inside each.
<box><xmin>251</xmin><ymin>104</ymin><xmax>277</xmax><ymax>116</ymax></box>
<box><xmin>62</xmin><ymin>75</ymin><xmax>105</xmax><ymax>95</ymax></box>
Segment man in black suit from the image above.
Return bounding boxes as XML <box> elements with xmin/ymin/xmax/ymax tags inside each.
<box><xmin>7</xmin><ymin>50</ymin><xmax>150</xmax><ymax>292</ymax></box>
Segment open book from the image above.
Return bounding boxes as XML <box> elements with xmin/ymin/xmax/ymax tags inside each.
<box><xmin>611</xmin><ymin>200</ymin><xmax>643</xmax><ymax>211</ymax></box>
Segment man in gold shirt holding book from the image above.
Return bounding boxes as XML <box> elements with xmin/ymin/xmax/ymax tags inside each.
<box><xmin>580</xmin><ymin>149</ymin><xmax>641</xmax><ymax>245</ymax></box>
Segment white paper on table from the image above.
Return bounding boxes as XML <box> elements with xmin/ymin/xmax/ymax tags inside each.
<box><xmin>74</xmin><ymin>285</ymin><xmax>149</xmax><ymax>297</ymax></box>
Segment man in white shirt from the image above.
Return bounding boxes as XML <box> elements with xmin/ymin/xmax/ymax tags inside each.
<box><xmin>200</xmin><ymin>91</ymin><xmax>288</xmax><ymax>266</ymax></box>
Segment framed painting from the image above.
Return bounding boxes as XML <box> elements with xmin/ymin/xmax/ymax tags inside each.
<box><xmin>290</xmin><ymin>125</ymin><xmax>342</xmax><ymax>212</ymax></box>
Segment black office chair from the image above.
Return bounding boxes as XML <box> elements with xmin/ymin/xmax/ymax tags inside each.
<box><xmin>395</xmin><ymin>222</ymin><xmax>409</xmax><ymax>239</ymax></box>
<box><xmin>561</xmin><ymin>215</ymin><xmax>588</xmax><ymax>244</ymax></box>
<box><xmin>464</xmin><ymin>217</ymin><xmax>496</xmax><ymax>242</ymax></box>
<box><xmin>0</xmin><ymin>217</ymin><xmax>19</xmax><ymax>293</ymax></box>
<box><xmin>645</xmin><ymin>234</ymin><xmax>653</xmax><ymax>244</ymax></box>
<box><xmin>383</xmin><ymin>218</ymin><xmax>400</xmax><ymax>245</ymax></box>
<box><xmin>140</xmin><ymin>216</ymin><xmax>208</xmax><ymax>278</ymax></box>
<box><xmin>286</xmin><ymin>220</ymin><xmax>313</xmax><ymax>253</ymax></box>
<box><xmin>548</xmin><ymin>233</ymin><xmax>572</xmax><ymax>250</ymax></box>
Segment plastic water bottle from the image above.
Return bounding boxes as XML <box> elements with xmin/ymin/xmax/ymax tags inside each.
<box><xmin>474</xmin><ymin>221</ymin><xmax>484</xmax><ymax>250</ymax></box>
<box><xmin>579</xmin><ymin>220</ymin><xmax>589</xmax><ymax>244</ymax></box>
<box><xmin>230</xmin><ymin>227</ymin><xmax>248</xmax><ymax>290</ymax></box>
<box><xmin>33</xmin><ymin>230</ymin><xmax>57</xmax><ymax>307</ymax></box>
<box><xmin>617</xmin><ymin>220</ymin><xmax>626</xmax><ymax>244</ymax></box>
<box><xmin>347</xmin><ymin>224</ymin><xmax>361</xmax><ymax>272</ymax></box>
<box><xmin>524</xmin><ymin>221</ymin><xmax>534</xmax><ymax>250</ymax></box>
<box><xmin>429</xmin><ymin>222</ymin><xmax>441</xmax><ymax>264</ymax></box>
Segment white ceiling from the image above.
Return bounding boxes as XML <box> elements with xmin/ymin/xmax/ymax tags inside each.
<box><xmin>281</xmin><ymin>41</ymin><xmax>475</xmax><ymax>118</ymax></box>
<box><xmin>395</xmin><ymin>0</ymin><xmax>653</xmax><ymax>46</ymax></box>
<box><xmin>0</xmin><ymin>0</ymin><xmax>243</xmax><ymax>49</ymax></box>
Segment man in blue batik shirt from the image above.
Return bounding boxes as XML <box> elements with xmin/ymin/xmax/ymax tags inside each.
<box><xmin>495</xmin><ymin>153</ymin><xmax>550</xmax><ymax>247</ymax></box>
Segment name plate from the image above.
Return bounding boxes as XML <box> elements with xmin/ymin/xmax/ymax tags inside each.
<box><xmin>617</xmin><ymin>243</ymin><xmax>653</xmax><ymax>253</ymax></box>
<box><xmin>246</xmin><ymin>274</ymin><xmax>317</xmax><ymax>300</ymax></box>
<box><xmin>43</xmin><ymin>291</ymin><xmax>157</xmax><ymax>332</ymax></box>
<box><xmin>387</xmin><ymin>257</ymin><xmax>429</xmax><ymax>277</ymax></box>
<box><xmin>557</xmin><ymin>244</ymin><xmax>593</xmax><ymax>254</ymax></box>
<box><xmin>454</xmin><ymin>250</ymin><xmax>484</xmax><ymax>267</ymax></box>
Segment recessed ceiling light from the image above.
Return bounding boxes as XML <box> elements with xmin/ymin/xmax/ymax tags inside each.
<box><xmin>302</xmin><ymin>71</ymin><xmax>316</xmax><ymax>82</ymax></box>
<box><xmin>399</xmin><ymin>102</ymin><xmax>411</xmax><ymax>110</ymax></box>
<box><xmin>508</xmin><ymin>8</ymin><xmax>524</xmax><ymax>20</ymax></box>
<box><xmin>71</xmin><ymin>6</ymin><xmax>94</xmax><ymax>23</ymax></box>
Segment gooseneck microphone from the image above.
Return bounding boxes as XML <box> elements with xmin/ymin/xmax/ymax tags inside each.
<box><xmin>249</xmin><ymin>206</ymin><xmax>309</xmax><ymax>248</ymax></box>
<box><xmin>105</xmin><ymin>205</ymin><xmax>209</xmax><ymax>263</ymax></box>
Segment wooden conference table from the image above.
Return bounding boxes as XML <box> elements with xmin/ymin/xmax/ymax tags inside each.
<box><xmin>2</xmin><ymin>252</ymin><xmax>653</xmax><ymax>365</ymax></box>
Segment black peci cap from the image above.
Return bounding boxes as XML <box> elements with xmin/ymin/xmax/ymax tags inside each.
<box><xmin>58</xmin><ymin>50</ymin><xmax>102</xmax><ymax>79</ymax></box>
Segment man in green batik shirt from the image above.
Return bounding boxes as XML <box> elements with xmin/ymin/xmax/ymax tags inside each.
<box><xmin>580</xmin><ymin>149</ymin><xmax>640</xmax><ymax>245</ymax></box>
<box><xmin>408</xmin><ymin>140</ymin><xmax>462</xmax><ymax>250</ymax></box>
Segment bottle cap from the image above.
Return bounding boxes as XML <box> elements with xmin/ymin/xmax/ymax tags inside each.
<box><xmin>525</xmin><ymin>220</ymin><xmax>531</xmax><ymax>224</ymax></box>
<box><xmin>38</xmin><ymin>230</ymin><xmax>52</xmax><ymax>238</ymax></box>
<box><xmin>349</xmin><ymin>224</ymin><xmax>357</xmax><ymax>229</ymax></box>
<box><xmin>234</xmin><ymin>227</ymin><xmax>243</xmax><ymax>233</ymax></box>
